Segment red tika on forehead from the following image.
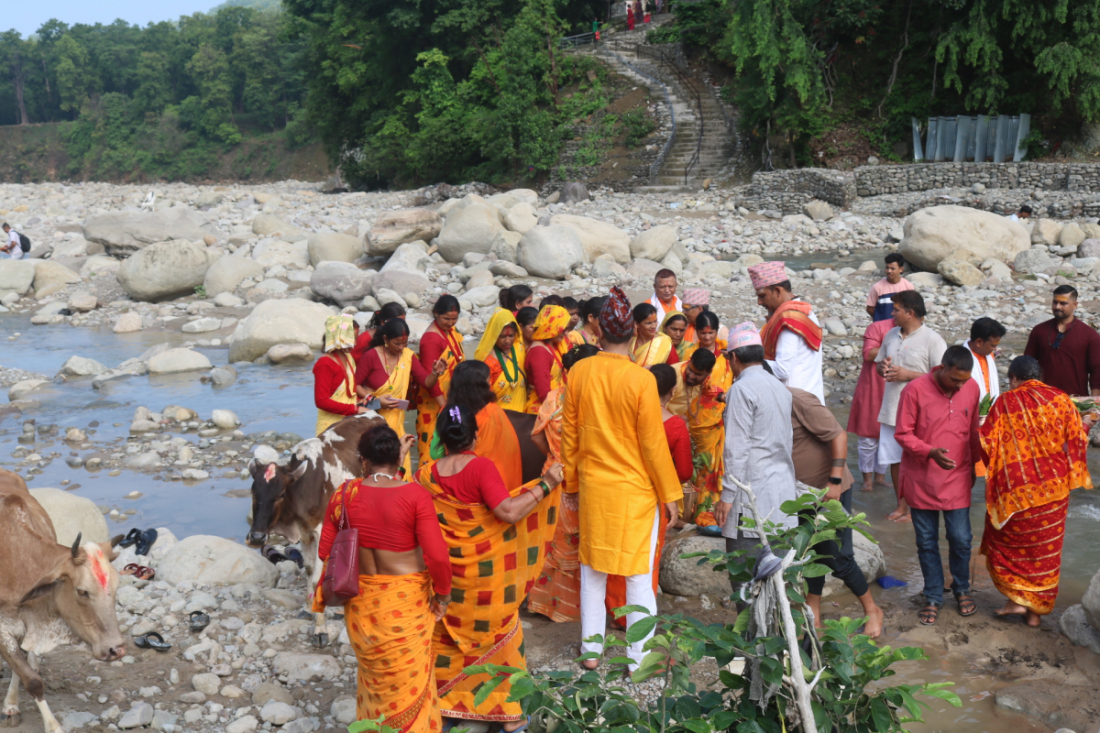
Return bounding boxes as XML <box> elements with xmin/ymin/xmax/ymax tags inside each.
<box><xmin>264</xmin><ymin>464</ymin><xmax>277</xmax><ymax>482</ymax></box>
<box><xmin>85</xmin><ymin>544</ymin><xmax>110</xmax><ymax>592</ymax></box>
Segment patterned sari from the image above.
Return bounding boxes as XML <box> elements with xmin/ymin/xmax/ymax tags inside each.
<box><xmin>681</xmin><ymin>342</ymin><xmax>733</xmax><ymax>526</ymax></box>
<box><xmin>416</xmin><ymin>328</ymin><xmax>465</xmax><ymax>459</ymax></box>
<box><xmin>372</xmin><ymin>347</ymin><xmax>414</xmax><ymax>475</ymax></box>
<box><xmin>417</xmin><ymin>464</ymin><xmax>558</xmax><ymax>723</ymax></box>
<box><xmin>979</xmin><ymin>380</ymin><xmax>1092</xmax><ymax>614</ymax></box>
<box><xmin>631</xmin><ymin>333</ymin><xmax>674</xmax><ymax>367</ymax></box>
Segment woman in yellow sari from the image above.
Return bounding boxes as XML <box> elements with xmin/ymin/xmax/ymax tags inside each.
<box><xmin>662</xmin><ymin>312</ymin><xmax>690</xmax><ymax>361</ymax></box>
<box><xmin>631</xmin><ymin>302</ymin><xmax>676</xmax><ymax>366</ymax></box>
<box><xmin>356</xmin><ymin>319</ymin><xmax>446</xmax><ymax>475</ymax></box>
<box><xmin>525</xmin><ymin>305</ymin><xmax>570</xmax><ymax>413</ymax></box>
<box><xmin>528</xmin><ymin>344</ymin><xmax>601</xmax><ymax>622</ymax></box>
<box><xmin>680</xmin><ymin>311</ymin><xmax>732</xmax><ymax>526</ymax></box>
<box><xmin>312</xmin><ymin>314</ymin><xmax>363</xmax><ymax>435</ymax></box>
<box><xmin>417</xmin><ymin>405</ymin><xmax>563</xmax><ymax>730</ymax></box>
<box><xmin>475</xmin><ymin>309</ymin><xmax>527</xmax><ymax>411</ymax></box>
<box><xmin>416</xmin><ymin>295</ymin><xmax>465</xmax><ymax>459</ymax></box>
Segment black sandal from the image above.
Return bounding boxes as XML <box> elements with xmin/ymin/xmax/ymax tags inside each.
<box><xmin>189</xmin><ymin>611</ymin><xmax>210</xmax><ymax>633</ymax></box>
<box><xmin>117</xmin><ymin>528</ymin><xmax>141</xmax><ymax>548</ymax></box>
<box><xmin>134</xmin><ymin>632</ymin><xmax>171</xmax><ymax>652</ymax></box>
<box><xmin>918</xmin><ymin>603</ymin><xmax>941</xmax><ymax>626</ymax></box>
<box><xmin>955</xmin><ymin>593</ymin><xmax>977</xmax><ymax>617</ymax></box>
<box><xmin>133</xmin><ymin>528</ymin><xmax>158</xmax><ymax>557</ymax></box>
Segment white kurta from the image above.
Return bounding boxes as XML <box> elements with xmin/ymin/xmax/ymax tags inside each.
<box><xmin>648</xmin><ymin>293</ymin><xmax>682</xmax><ymax>323</ymax></box>
<box><xmin>965</xmin><ymin>343</ymin><xmax>1000</xmax><ymax>402</ymax></box>
<box><xmin>766</xmin><ymin>308</ymin><xmax>824</xmax><ymax>403</ymax></box>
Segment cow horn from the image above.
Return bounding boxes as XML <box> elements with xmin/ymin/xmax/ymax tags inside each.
<box><xmin>71</xmin><ymin>532</ymin><xmax>82</xmax><ymax>558</ymax></box>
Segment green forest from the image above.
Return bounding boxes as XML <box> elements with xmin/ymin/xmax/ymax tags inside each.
<box><xmin>0</xmin><ymin>0</ymin><xmax>1098</xmax><ymax>185</ymax></box>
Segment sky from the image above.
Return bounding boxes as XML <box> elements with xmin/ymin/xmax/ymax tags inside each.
<box><xmin>5</xmin><ymin>0</ymin><xmax>217</xmax><ymax>38</ymax></box>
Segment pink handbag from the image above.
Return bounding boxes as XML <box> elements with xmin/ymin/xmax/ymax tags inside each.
<box><xmin>321</xmin><ymin>485</ymin><xmax>360</xmax><ymax>607</ymax></box>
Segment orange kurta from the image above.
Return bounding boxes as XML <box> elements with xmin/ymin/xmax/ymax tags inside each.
<box><xmin>561</xmin><ymin>351</ymin><xmax>683</xmax><ymax>576</ymax></box>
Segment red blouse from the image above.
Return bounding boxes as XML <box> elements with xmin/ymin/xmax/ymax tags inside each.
<box><xmin>526</xmin><ymin>346</ymin><xmax>559</xmax><ymax>403</ymax></box>
<box><xmin>349</xmin><ymin>329</ymin><xmax>376</xmax><ymax>363</ymax></box>
<box><xmin>318</xmin><ymin>480</ymin><xmax>452</xmax><ymax>594</ymax></box>
<box><xmin>664</xmin><ymin>415</ymin><xmax>694</xmax><ymax>483</ymax></box>
<box><xmin>419</xmin><ymin>329</ymin><xmax>464</xmax><ymax>369</ymax></box>
<box><xmin>354</xmin><ymin>347</ymin><xmax>443</xmax><ymax>398</ymax></box>
<box><xmin>313</xmin><ymin>355</ymin><xmax>358</xmax><ymax>417</ymax></box>
<box><xmin>431</xmin><ymin>456</ymin><xmax>512</xmax><ymax>509</ymax></box>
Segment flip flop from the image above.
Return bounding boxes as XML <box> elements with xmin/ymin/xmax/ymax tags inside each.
<box><xmin>285</xmin><ymin>548</ymin><xmax>305</xmax><ymax>569</ymax></box>
<box><xmin>134</xmin><ymin>566</ymin><xmax>155</xmax><ymax>581</ymax></box>
<box><xmin>189</xmin><ymin>611</ymin><xmax>210</xmax><ymax>633</ymax></box>
<box><xmin>121</xmin><ymin>563</ymin><xmax>140</xmax><ymax>576</ymax></box>
<box><xmin>118</xmin><ymin>528</ymin><xmax>141</xmax><ymax>548</ymax></box>
<box><xmin>262</xmin><ymin>545</ymin><xmax>288</xmax><ymax>564</ymax></box>
<box><xmin>134</xmin><ymin>528</ymin><xmax>158</xmax><ymax>557</ymax></box>
<box><xmin>134</xmin><ymin>632</ymin><xmax>171</xmax><ymax>652</ymax></box>
<box><xmin>918</xmin><ymin>603</ymin><xmax>941</xmax><ymax>626</ymax></box>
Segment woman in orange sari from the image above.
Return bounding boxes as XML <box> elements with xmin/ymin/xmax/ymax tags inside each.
<box><xmin>314</xmin><ymin>425</ymin><xmax>452</xmax><ymax>733</ymax></box>
<box><xmin>417</xmin><ymin>295</ymin><xmax>465</xmax><ymax>459</ymax></box>
<box><xmin>528</xmin><ymin>344</ymin><xmax>601</xmax><ymax>622</ymax></box>
<box><xmin>525</xmin><ymin>305</ymin><xmax>570</xmax><ymax>413</ymax></box>
<box><xmin>979</xmin><ymin>356</ymin><xmax>1093</xmax><ymax>626</ymax></box>
<box><xmin>681</xmin><ymin>311</ymin><xmax>733</xmax><ymax>526</ymax></box>
<box><xmin>417</xmin><ymin>405</ymin><xmax>563</xmax><ymax>730</ymax></box>
<box><xmin>475</xmin><ymin>309</ymin><xmax>527</xmax><ymax>412</ymax></box>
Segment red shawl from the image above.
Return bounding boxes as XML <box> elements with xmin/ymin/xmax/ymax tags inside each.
<box><xmin>760</xmin><ymin>300</ymin><xmax>823</xmax><ymax>360</ymax></box>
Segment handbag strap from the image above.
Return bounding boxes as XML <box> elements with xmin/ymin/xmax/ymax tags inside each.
<box><xmin>338</xmin><ymin>481</ymin><xmax>352</xmax><ymax>531</ymax></box>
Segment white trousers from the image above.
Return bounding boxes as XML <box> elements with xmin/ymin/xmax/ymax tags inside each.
<box><xmin>580</xmin><ymin>509</ymin><xmax>660</xmax><ymax>670</ymax></box>
<box><xmin>857</xmin><ymin>436</ymin><xmax>886</xmax><ymax>475</ymax></box>
<box><xmin>877</xmin><ymin>423</ymin><xmax>903</xmax><ymax>466</ymax></box>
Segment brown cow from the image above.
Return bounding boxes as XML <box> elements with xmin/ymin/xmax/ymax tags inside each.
<box><xmin>0</xmin><ymin>469</ymin><xmax>126</xmax><ymax>733</ymax></box>
<box><xmin>246</xmin><ymin>413</ymin><xmax>384</xmax><ymax>647</ymax></box>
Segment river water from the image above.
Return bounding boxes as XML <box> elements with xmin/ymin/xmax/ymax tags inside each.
<box><xmin>2</xmin><ymin>311</ymin><xmax>1097</xmax><ymax>732</ymax></box>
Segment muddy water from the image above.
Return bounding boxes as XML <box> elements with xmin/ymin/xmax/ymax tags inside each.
<box><xmin>2</xmin><ymin>314</ymin><xmax>1097</xmax><ymax>732</ymax></box>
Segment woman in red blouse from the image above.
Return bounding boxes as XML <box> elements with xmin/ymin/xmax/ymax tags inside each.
<box><xmin>515</xmin><ymin>306</ymin><xmax>538</xmax><ymax>350</ymax></box>
<box><xmin>314</xmin><ymin>424</ymin><xmax>451</xmax><ymax>732</ymax></box>
<box><xmin>416</xmin><ymin>295</ymin><xmax>466</xmax><ymax>460</ymax></box>
<box><xmin>499</xmin><ymin>284</ymin><xmax>534</xmax><ymax>314</ymax></box>
<box><xmin>525</xmin><ymin>305</ymin><xmax>570</xmax><ymax>412</ymax></box>
<box><xmin>350</xmin><ymin>302</ymin><xmax>406</xmax><ymax>363</ymax></box>
<box><xmin>313</xmin><ymin>314</ymin><xmax>366</xmax><ymax>436</ymax></box>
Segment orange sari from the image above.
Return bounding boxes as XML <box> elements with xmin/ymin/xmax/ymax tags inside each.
<box><xmin>979</xmin><ymin>380</ymin><xmax>1092</xmax><ymax>614</ymax></box>
<box><xmin>681</xmin><ymin>342</ymin><xmax>733</xmax><ymax>526</ymax></box>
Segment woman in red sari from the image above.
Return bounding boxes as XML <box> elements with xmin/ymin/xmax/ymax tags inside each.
<box><xmin>979</xmin><ymin>356</ymin><xmax>1093</xmax><ymax>627</ymax></box>
<box><xmin>416</xmin><ymin>295</ymin><xmax>465</xmax><ymax>459</ymax></box>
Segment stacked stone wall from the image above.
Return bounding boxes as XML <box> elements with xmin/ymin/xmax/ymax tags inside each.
<box><xmin>855</xmin><ymin>163</ymin><xmax>1100</xmax><ymax>196</ymax></box>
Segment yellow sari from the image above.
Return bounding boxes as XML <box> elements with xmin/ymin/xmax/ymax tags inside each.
<box><xmin>416</xmin><ymin>464</ymin><xmax>558</xmax><ymax>723</ymax></box>
<box><xmin>680</xmin><ymin>342</ymin><xmax>732</xmax><ymax>526</ymax></box>
<box><xmin>476</xmin><ymin>309</ymin><xmax>527</xmax><ymax>412</ymax></box>
<box><xmin>370</xmin><ymin>347</ymin><xmax>415</xmax><ymax>475</ymax></box>
<box><xmin>316</xmin><ymin>353</ymin><xmax>358</xmax><ymax>436</ymax></box>
<box><xmin>661</xmin><ymin>311</ymin><xmax>691</xmax><ymax>361</ymax></box>
<box><xmin>631</xmin><ymin>333</ymin><xmax>674</xmax><ymax>367</ymax></box>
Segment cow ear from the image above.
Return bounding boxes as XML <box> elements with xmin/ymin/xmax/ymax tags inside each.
<box><xmin>20</xmin><ymin>579</ymin><xmax>64</xmax><ymax>605</ymax></box>
<box><xmin>248</xmin><ymin>459</ymin><xmax>263</xmax><ymax>478</ymax></box>
<box><xmin>290</xmin><ymin>462</ymin><xmax>308</xmax><ymax>480</ymax></box>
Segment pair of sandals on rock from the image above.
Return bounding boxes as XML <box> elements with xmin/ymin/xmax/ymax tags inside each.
<box><xmin>133</xmin><ymin>612</ymin><xmax>210</xmax><ymax>653</ymax></box>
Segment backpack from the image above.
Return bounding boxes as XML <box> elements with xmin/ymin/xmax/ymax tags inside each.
<box><xmin>19</xmin><ymin>233</ymin><xmax>30</xmax><ymax>252</ymax></box>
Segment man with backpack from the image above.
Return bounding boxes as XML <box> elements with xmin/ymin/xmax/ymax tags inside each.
<box><xmin>2</xmin><ymin>223</ymin><xmax>27</xmax><ymax>259</ymax></box>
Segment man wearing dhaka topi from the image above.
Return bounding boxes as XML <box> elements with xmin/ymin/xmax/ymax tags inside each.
<box><xmin>749</xmin><ymin>262</ymin><xmax>825</xmax><ymax>403</ymax></box>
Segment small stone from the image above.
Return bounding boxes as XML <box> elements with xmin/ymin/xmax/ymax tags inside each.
<box><xmin>118</xmin><ymin>702</ymin><xmax>154</xmax><ymax>730</ymax></box>
<box><xmin>211</xmin><ymin>409</ymin><xmax>241</xmax><ymax>429</ymax></box>
<box><xmin>330</xmin><ymin>698</ymin><xmax>356</xmax><ymax>725</ymax></box>
<box><xmin>225</xmin><ymin>714</ymin><xmax>259</xmax><ymax>733</ymax></box>
<box><xmin>260</xmin><ymin>701</ymin><xmax>299</xmax><ymax>725</ymax></box>
<box><xmin>191</xmin><ymin>673</ymin><xmax>220</xmax><ymax>695</ymax></box>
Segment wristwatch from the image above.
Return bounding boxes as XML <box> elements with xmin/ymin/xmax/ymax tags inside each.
<box><xmin>828</xmin><ymin>477</ymin><xmax>843</xmax><ymax>485</ymax></box>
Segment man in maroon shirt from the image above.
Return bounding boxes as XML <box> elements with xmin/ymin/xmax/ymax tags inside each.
<box><xmin>1024</xmin><ymin>285</ymin><xmax>1100</xmax><ymax>397</ymax></box>
<box><xmin>894</xmin><ymin>345</ymin><xmax>980</xmax><ymax>627</ymax></box>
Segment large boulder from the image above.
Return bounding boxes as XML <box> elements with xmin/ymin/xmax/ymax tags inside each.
<box><xmin>32</xmin><ymin>260</ymin><xmax>82</xmax><ymax>290</ymax></box>
<box><xmin>204</xmin><ymin>255</ymin><xmax>264</xmax><ymax>297</ymax></box>
<box><xmin>630</xmin><ymin>225</ymin><xmax>678</xmax><ymax>262</ymax></box>
<box><xmin>307</xmin><ymin>233</ymin><xmax>362</xmax><ymax>266</ymax></box>
<box><xmin>937</xmin><ymin>257</ymin><xmax>985</xmax><ymax>287</ymax></box>
<box><xmin>157</xmin><ymin>535</ymin><xmax>277</xmax><ymax>587</ymax></box>
<box><xmin>504</xmin><ymin>203</ymin><xmax>539</xmax><ymax>235</ymax></box>
<box><xmin>147</xmin><ymin>348</ymin><xmax>213</xmax><ymax>374</ymax></box>
<box><xmin>551</xmin><ymin>214</ymin><xmax>631</xmax><ymax>264</ymax></box>
<box><xmin>1014</xmin><ymin>248</ymin><xmax>1056</xmax><ymax>274</ymax></box>
<box><xmin>59</xmin><ymin>355</ymin><xmax>107</xmax><ymax>377</ymax></box>
<box><xmin>1082</xmin><ymin>566</ymin><xmax>1100</xmax><ymax>631</ymax></box>
<box><xmin>658</xmin><ymin>533</ymin><xmax>730</xmax><ymax>597</ymax></box>
<box><xmin>488</xmin><ymin>231</ymin><xmax>521</xmax><ymax>264</ymax></box>
<box><xmin>366</xmin><ymin>209</ymin><xmax>442</xmax><ymax>256</ymax></box>
<box><xmin>310</xmin><ymin>262</ymin><xmax>375</xmax><ymax>307</ymax></box>
<box><xmin>0</xmin><ymin>260</ymin><xmax>35</xmax><ymax>295</ymax></box>
<box><xmin>820</xmin><ymin>531</ymin><xmax>886</xmax><ymax>598</ymax></box>
<box><xmin>435</xmin><ymin>203</ymin><xmax>505</xmax><ymax>263</ymax></box>
<box><xmin>80</xmin><ymin>255</ymin><xmax>121</xmax><ymax>279</ymax></box>
<box><xmin>1030</xmin><ymin>219</ymin><xmax>1062</xmax><ymax>247</ymax></box>
<box><xmin>899</xmin><ymin>205</ymin><xmax>1030</xmax><ymax>271</ymax></box>
<box><xmin>82</xmin><ymin>209</ymin><xmax>217</xmax><ymax>257</ymax></box>
<box><xmin>228</xmin><ymin>298</ymin><xmax>334</xmax><ymax>363</ymax></box>
<box><xmin>252</xmin><ymin>214</ymin><xmax>306</xmax><ymax>240</ymax></box>
<box><xmin>1059</xmin><ymin>222</ymin><xmax>1087</xmax><ymax>250</ymax></box>
<box><xmin>372</xmin><ymin>270</ymin><xmax>430</xmax><ymax>299</ymax></box>
<box><xmin>1078</xmin><ymin>239</ymin><xmax>1100</xmax><ymax>259</ymax></box>
<box><xmin>252</xmin><ymin>240</ymin><xmax>309</xmax><ymax>270</ymax></box>
<box><xmin>380</xmin><ymin>241</ymin><xmax>430</xmax><ymax>274</ymax></box>
<box><xmin>117</xmin><ymin>240</ymin><xmax>219</xmax><ymax>302</ymax></box>
<box><xmin>28</xmin><ymin>488</ymin><xmax>110</xmax><ymax>546</ymax></box>
<box><xmin>1060</xmin><ymin>604</ymin><xmax>1100</xmax><ymax>655</ymax></box>
<box><xmin>517</xmin><ymin>226</ymin><xmax>586</xmax><ymax>280</ymax></box>
<box><xmin>559</xmin><ymin>182</ymin><xmax>589</xmax><ymax>205</ymax></box>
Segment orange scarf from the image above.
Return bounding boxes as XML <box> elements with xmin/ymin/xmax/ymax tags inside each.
<box><xmin>760</xmin><ymin>300</ymin><xmax>823</xmax><ymax>360</ymax></box>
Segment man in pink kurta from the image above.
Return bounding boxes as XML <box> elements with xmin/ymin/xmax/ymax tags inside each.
<box><xmin>847</xmin><ymin>318</ymin><xmax>894</xmax><ymax>491</ymax></box>
<box><xmin>894</xmin><ymin>346</ymin><xmax>981</xmax><ymax>625</ymax></box>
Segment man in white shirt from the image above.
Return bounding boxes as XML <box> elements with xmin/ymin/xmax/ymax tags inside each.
<box><xmin>748</xmin><ymin>261</ymin><xmax>824</xmax><ymax>403</ymax></box>
<box><xmin>965</xmin><ymin>317</ymin><xmax>1005</xmax><ymax>404</ymax></box>
<box><xmin>2</xmin><ymin>223</ymin><xmax>23</xmax><ymax>260</ymax></box>
<box><xmin>1007</xmin><ymin>204</ymin><xmax>1032</xmax><ymax>223</ymax></box>
<box><xmin>647</xmin><ymin>269</ymin><xmax>682</xmax><ymax>323</ymax></box>
<box><xmin>875</xmin><ymin>290</ymin><xmax>947</xmax><ymax>522</ymax></box>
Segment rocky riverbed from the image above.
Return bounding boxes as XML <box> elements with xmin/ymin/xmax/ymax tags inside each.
<box><xmin>3</xmin><ymin>178</ymin><xmax>1100</xmax><ymax>732</ymax></box>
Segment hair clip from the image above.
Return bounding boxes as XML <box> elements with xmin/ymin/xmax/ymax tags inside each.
<box><xmin>449</xmin><ymin>406</ymin><xmax>461</xmax><ymax>423</ymax></box>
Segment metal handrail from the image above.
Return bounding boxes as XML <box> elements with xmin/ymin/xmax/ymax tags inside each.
<box><xmin>558</xmin><ymin>32</ymin><xmax>597</xmax><ymax>50</ymax></box>
<box><xmin>632</xmin><ymin>43</ymin><xmax>703</xmax><ymax>185</ymax></box>
<box><xmin>595</xmin><ymin>44</ymin><xmax>677</xmax><ymax>184</ymax></box>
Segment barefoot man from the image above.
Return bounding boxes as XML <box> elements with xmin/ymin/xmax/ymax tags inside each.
<box><xmin>875</xmin><ymin>291</ymin><xmax>946</xmax><ymax>521</ymax></box>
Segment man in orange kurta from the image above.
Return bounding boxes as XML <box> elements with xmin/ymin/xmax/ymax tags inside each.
<box><xmin>562</xmin><ymin>287</ymin><xmax>682</xmax><ymax>671</ymax></box>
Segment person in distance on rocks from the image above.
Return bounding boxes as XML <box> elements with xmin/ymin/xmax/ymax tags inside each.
<box><xmin>1023</xmin><ymin>285</ymin><xmax>1100</xmax><ymax>397</ymax></box>
<box><xmin>875</xmin><ymin>290</ymin><xmax>947</xmax><ymax>522</ymax></box>
<box><xmin>865</xmin><ymin>252</ymin><xmax>914</xmax><ymax>321</ymax></box>
<box><xmin>749</xmin><ymin>261</ymin><xmax>825</xmax><ymax>402</ymax></box>
<box><xmin>893</xmin><ymin>346</ymin><xmax>980</xmax><ymax>626</ymax></box>
<box><xmin>1</xmin><ymin>223</ymin><xmax>23</xmax><ymax>260</ymax></box>
<box><xmin>648</xmin><ymin>268</ymin><xmax>682</xmax><ymax>322</ymax></box>
<box><xmin>1007</xmin><ymin>203</ymin><xmax>1032</xmax><ymax>223</ymax></box>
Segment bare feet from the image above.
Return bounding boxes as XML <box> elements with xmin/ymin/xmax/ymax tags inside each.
<box><xmin>873</xmin><ymin>473</ymin><xmax>890</xmax><ymax>488</ymax></box>
<box><xmin>860</xmin><ymin>481</ymin><xmax>875</xmax><ymax>492</ymax></box>
<box><xmin>580</xmin><ymin>658</ymin><xmax>599</xmax><ymax>670</ymax></box>
<box><xmin>887</xmin><ymin>507</ymin><xmax>911</xmax><ymax>522</ymax></box>
<box><xmin>996</xmin><ymin>602</ymin><xmax>1042</xmax><ymax>627</ymax></box>
<box><xmin>863</xmin><ymin>606</ymin><xmax>885</xmax><ymax>639</ymax></box>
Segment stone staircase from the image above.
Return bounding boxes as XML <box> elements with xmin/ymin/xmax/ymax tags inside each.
<box><xmin>576</xmin><ymin>21</ymin><xmax>738</xmax><ymax>192</ymax></box>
